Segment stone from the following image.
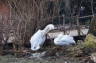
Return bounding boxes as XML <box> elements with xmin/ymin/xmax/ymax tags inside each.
<box><xmin>90</xmin><ymin>53</ymin><xmax>96</xmax><ymax>63</ymax></box>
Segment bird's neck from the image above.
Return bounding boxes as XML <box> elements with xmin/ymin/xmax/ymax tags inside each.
<box><xmin>43</xmin><ymin>27</ymin><xmax>50</xmax><ymax>34</ymax></box>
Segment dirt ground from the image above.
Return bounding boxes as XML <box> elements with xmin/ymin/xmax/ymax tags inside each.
<box><xmin>0</xmin><ymin>55</ymin><xmax>94</xmax><ymax>63</ymax></box>
<box><xmin>0</xmin><ymin>45</ymin><xmax>95</xmax><ymax>63</ymax></box>
<box><xmin>0</xmin><ymin>34</ymin><xmax>96</xmax><ymax>63</ymax></box>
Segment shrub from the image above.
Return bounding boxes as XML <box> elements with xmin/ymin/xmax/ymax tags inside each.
<box><xmin>83</xmin><ymin>34</ymin><xmax>96</xmax><ymax>48</ymax></box>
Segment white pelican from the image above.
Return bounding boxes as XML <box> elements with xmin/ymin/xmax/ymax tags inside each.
<box><xmin>54</xmin><ymin>33</ymin><xmax>75</xmax><ymax>46</ymax></box>
<box><xmin>30</xmin><ymin>24</ymin><xmax>55</xmax><ymax>51</ymax></box>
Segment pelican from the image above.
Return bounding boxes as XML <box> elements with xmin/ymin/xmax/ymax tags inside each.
<box><xmin>54</xmin><ymin>33</ymin><xmax>75</xmax><ymax>46</ymax></box>
<box><xmin>30</xmin><ymin>24</ymin><xmax>55</xmax><ymax>51</ymax></box>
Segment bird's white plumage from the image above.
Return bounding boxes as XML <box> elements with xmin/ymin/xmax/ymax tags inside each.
<box><xmin>30</xmin><ymin>24</ymin><xmax>55</xmax><ymax>51</ymax></box>
<box><xmin>54</xmin><ymin>34</ymin><xmax>75</xmax><ymax>46</ymax></box>
<box><xmin>30</xmin><ymin>30</ymin><xmax>45</xmax><ymax>51</ymax></box>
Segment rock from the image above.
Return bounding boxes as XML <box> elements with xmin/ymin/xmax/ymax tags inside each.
<box><xmin>31</xmin><ymin>51</ymin><xmax>46</xmax><ymax>58</ymax></box>
<box><xmin>90</xmin><ymin>53</ymin><xmax>96</xmax><ymax>63</ymax></box>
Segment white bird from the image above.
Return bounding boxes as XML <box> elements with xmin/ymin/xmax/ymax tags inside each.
<box><xmin>54</xmin><ymin>33</ymin><xmax>75</xmax><ymax>46</ymax></box>
<box><xmin>30</xmin><ymin>24</ymin><xmax>55</xmax><ymax>51</ymax></box>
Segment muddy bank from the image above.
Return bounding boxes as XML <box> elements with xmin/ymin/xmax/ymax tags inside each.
<box><xmin>0</xmin><ymin>34</ymin><xmax>96</xmax><ymax>63</ymax></box>
<box><xmin>0</xmin><ymin>54</ymin><xmax>94</xmax><ymax>63</ymax></box>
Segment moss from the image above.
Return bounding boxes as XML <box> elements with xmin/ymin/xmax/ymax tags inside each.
<box><xmin>83</xmin><ymin>34</ymin><xmax>96</xmax><ymax>48</ymax></box>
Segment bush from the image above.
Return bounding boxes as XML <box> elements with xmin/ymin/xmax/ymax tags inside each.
<box><xmin>83</xmin><ymin>34</ymin><xmax>96</xmax><ymax>48</ymax></box>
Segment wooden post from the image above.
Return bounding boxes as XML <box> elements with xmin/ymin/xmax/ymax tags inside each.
<box><xmin>76</xmin><ymin>15</ymin><xmax>80</xmax><ymax>36</ymax></box>
<box><xmin>63</xmin><ymin>15</ymin><xmax>65</xmax><ymax>34</ymax></box>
